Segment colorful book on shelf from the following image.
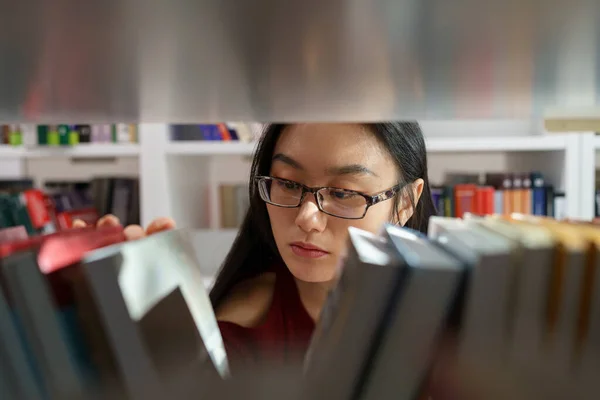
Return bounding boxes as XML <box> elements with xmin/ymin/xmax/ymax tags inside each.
<box><xmin>170</xmin><ymin>123</ymin><xmax>256</xmax><ymax>143</ymax></box>
<box><xmin>431</xmin><ymin>171</ymin><xmax>561</xmax><ymax>218</ymax></box>
<box><xmin>0</xmin><ymin>177</ymin><xmax>140</xmax><ymax>234</ymax></box>
<box><xmin>1</xmin><ymin>124</ymin><xmax>138</xmax><ymax>147</ymax></box>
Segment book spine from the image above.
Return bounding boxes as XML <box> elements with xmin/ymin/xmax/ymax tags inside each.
<box><xmin>21</xmin><ymin>124</ymin><xmax>38</xmax><ymax>146</ymax></box>
<box><xmin>454</xmin><ymin>184</ymin><xmax>477</xmax><ymax>218</ymax></box>
<box><xmin>76</xmin><ymin>125</ymin><xmax>91</xmax><ymax>143</ymax></box>
<box><xmin>57</xmin><ymin>125</ymin><xmax>70</xmax><ymax>146</ymax></box>
<box><xmin>8</xmin><ymin>124</ymin><xmax>22</xmax><ymax>146</ymax></box>
<box><xmin>47</xmin><ymin>125</ymin><xmax>60</xmax><ymax>146</ymax></box>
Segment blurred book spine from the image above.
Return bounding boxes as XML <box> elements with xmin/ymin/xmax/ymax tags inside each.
<box><xmin>0</xmin><ymin>124</ymin><xmax>139</xmax><ymax>147</ymax></box>
<box><xmin>218</xmin><ymin>183</ymin><xmax>249</xmax><ymax>229</ymax></box>
<box><xmin>170</xmin><ymin>123</ymin><xmax>263</xmax><ymax>143</ymax></box>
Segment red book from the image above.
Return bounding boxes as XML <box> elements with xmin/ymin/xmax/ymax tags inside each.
<box><xmin>474</xmin><ymin>186</ymin><xmax>495</xmax><ymax>215</ymax></box>
<box><xmin>217</xmin><ymin>124</ymin><xmax>232</xmax><ymax>141</ymax></box>
<box><xmin>0</xmin><ymin>225</ymin><xmax>124</xmax><ymax>261</ymax></box>
<box><xmin>22</xmin><ymin>189</ymin><xmax>55</xmax><ymax>230</ymax></box>
<box><xmin>454</xmin><ymin>184</ymin><xmax>477</xmax><ymax>218</ymax></box>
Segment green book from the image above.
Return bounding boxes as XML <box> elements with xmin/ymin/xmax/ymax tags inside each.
<box><xmin>68</xmin><ymin>125</ymin><xmax>80</xmax><ymax>145</ymax></box>
<box><xmin>0</xmin><ymin>196</ymin><xmax>11</xmax><ymax>228</ymax></box>
<box><xmin>443</xmin><ymin>186</ymin><xmax>455</xmax><ymax>217</ymax></box>
<box><xmin>8</xmin><ymin>125</ymin><xmax>22</xmax><ymax>146</ymax></box>
<box><xmin>0</xmin><ymin>195</ymin><xmax>15</xmax><ymax>227</ymax></box>
<box><xmin>58</xmin><ymin>125</ymin><xmax>70</xmax><ymax>145</ymax></box>
<box><xmin>37</xmin><ymin>125</ymin><xmax>48</xmax><ymax>145</ymax></box>
<box><xmin>47</xmin><ymin>125</ymin><xmax>59</xmax><ymax>146</ymax></box>
<box><xmin>7</xmin><ymin>194</ymin><xmax>35</xmax><ymax>235</ymax></box>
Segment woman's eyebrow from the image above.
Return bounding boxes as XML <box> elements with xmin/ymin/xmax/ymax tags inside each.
<box><xmin>326</xmin><ymin>164</ymin><xmax>379</xmax><ymax>177</ymax></box>
<box><xmin>272</xmin><ymin>153</ymin><xmax>378</xmax><ymax>177</ymax></box>
<box><xmin>272</xmin><ymin>153</ymin><xmax>304</xmax><ymax>169</ymax></box>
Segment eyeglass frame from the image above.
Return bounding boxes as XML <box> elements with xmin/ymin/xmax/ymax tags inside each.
<box><xmin>254</xmin><ymin>175</ymin><xmax>405</xmax><ymax>220</ymax></box>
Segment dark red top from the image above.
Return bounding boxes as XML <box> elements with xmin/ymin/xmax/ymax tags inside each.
<box><xmin>217</xmin><ymin>265</ymin><xmax>316</xmax><ymax>367</ymax></box>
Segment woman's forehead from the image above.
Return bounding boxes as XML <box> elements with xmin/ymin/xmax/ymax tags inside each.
<box><xmin>272</xmin><ymin>124</ymin><xmax>396</xmax><ymax>178</ymax></box>
<box><xmin>275</xmin><ymin>124</ymin><xmax>385</xmax><ymax>160</ymax></box>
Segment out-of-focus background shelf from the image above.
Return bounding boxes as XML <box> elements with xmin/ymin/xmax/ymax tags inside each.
<box><xmin>166</xmin><ymin>141</ymin><xmax>256</xmax><ymax>156</ymax></box>
<box><xmin>426</xmin><ymin>134</ymin><xmax>571</xmax><ymax>152</ymax></box>
<box><xmin>0</xmin><ymin>144</ymin><xmax>140</xmax><ymax>158</ymax></box>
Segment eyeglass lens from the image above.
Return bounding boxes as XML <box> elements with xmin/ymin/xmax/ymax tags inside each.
<box><xmin>258</xmin><ymin>178</ymin><xmax>368</xmax><ymax>219</ymax></box>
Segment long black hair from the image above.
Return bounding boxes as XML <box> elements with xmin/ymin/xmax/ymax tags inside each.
<box><xmin>209</xmin><ymin>122</ymin><xmax>437</xmax><ymax>308</ymax></box>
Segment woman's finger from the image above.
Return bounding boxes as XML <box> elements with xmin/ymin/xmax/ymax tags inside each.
<box><xmin>72</xmin><ymin>219</ymin><xmax>87</xmax><ymax>228</ymax></box>
<box><xmin>97</xmin><ymin>214</ymin><xmax>121</xmax><ymax>228</ymax></box>
<box><xmin>123</xmin><ymin>225</ymin><xmax>146</xmax><ymax>241</ymax></box>
<box><xmin>145</xmin><ymin>217</ymin><xmax>176</xmax><ymax>236</ymax></box>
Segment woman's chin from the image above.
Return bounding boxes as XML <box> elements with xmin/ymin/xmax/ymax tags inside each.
<box><xmin>285</xmin><ymin>260</ymin><xmax>337</xmax><ymax>283</ymax></box>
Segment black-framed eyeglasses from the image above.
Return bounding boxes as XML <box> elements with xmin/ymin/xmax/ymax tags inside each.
<box><xmin>255</xmin><ymin>176</ymin><xmax>404</xmax><ymax>220</ymax></box>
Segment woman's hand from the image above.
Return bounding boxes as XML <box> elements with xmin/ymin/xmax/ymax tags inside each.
<box><xmin>72</xmin><ymin>214</ymin><xmax>176</xmax><ymax>241</ymax></box>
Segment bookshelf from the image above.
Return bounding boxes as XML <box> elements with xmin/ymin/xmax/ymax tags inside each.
<box><xmin>1</xmin><ymin>123</ymin><xmax>597</xmax><ymax>278</ymax></box>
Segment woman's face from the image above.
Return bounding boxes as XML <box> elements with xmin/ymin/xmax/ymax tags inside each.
<box><xmin>267</xmin><ymin>123</ymin><xmax>414</xmax><ymax>284</ymax></box>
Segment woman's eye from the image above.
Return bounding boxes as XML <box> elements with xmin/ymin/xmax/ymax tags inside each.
<box><xmin>331</xmin><ymin>190</ymin><xmax>352</xmax><ymax>199</ymax></box>
<box><xmin>276</xmin><ymin>180</ymin><xmax>299</xmax><ymax>190</ymax></box>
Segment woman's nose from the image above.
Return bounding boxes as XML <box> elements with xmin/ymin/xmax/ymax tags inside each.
<box><xmin>295</xmin><ymin>194</ymin><xmax>327</xmax><ymax>233</ymax></box>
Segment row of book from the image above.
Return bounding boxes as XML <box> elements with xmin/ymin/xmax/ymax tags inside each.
<box><xmin>0</xmin><ymin>177</ymin><xmax>139</xmax><ymax>235</ymax></box>
<box><xmin>0</xmin><ymin>216</ymin><xmax>598</xmax><ymax>399</ymax></box>
<box><xmin>432</xmin><ymin>171</ymin><xmax>565</xmax><ymax>219</ymax></box>
<box><xmin>305</xmin><ymin>215</ymin><xmax>600</xmax><ymax>399</ymax></box>
<box><xmin>1</xmin><ymin>124</ymin><xmax>138</xmax><ymax>146</ymax></box>
<box><xmin>170</xmin><ymin>123</ymin><xmax>263</xmax><ymax>143</ymax></box>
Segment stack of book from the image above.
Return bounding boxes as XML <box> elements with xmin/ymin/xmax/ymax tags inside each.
<box><xmin>1</xmin><ymin>124</ymin><xmax>138</xmax><ymax>146</ymax></box>
<box><xmin>431</xmin><ymin>171</ymin><xmax>563</xmax><ymax>219</ymax></box>
<box><xmin>0</xmin><ymin>177</ymin><xmax>139</xmax><ymax>234</ymax></box>
<box><xmin>1</xmin><ymin>216</ymin><xmax>599</xmax><ymax>399</ymax></box>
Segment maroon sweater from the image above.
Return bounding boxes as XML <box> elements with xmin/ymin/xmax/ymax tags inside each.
<box><xmin>217</xmin><ymin>265</ymin><xmax>316</xmax><ymax>367</ymax></box>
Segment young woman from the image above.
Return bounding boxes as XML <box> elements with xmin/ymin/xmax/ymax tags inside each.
<box><xmin>77</xmin><ymin>122</ymin><xmax>436</xmax><ymax>367</ymax></box>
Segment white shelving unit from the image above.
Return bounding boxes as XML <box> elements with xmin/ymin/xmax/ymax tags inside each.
<box><xmin>425</xmin><ymin>135</ymin><xmax>571</xmax><ymax>152</ymax></box>
<box><xmin>166</xmin><ymin>141</ymin><xmax>256</xmax><ymax>156</ymax></box>
<box><xmin>0</xmin><ymin>143</ymin><xmax>140</xmax><ymax>158</ymax></box>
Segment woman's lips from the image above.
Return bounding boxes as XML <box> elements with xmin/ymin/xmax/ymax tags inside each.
<box><xmin>290</xmin><ymin>242</ymin><xmax>330</xmax><ymax>259</ymax></box>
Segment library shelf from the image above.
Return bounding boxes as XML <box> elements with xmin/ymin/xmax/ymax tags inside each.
<box><xmin>0</xmin><ymin>144</ymin><xmax>140</xmax><ymax>158</ymax></box>
<box><xmin>165</xmin><ymin>141</ymin><xmax>257</xmax><ymax>156</ymax></box>
<box><xmin>425</xmin><ymin>135</ymin><xmax>570</xmax><ymax>153</ymax></box>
